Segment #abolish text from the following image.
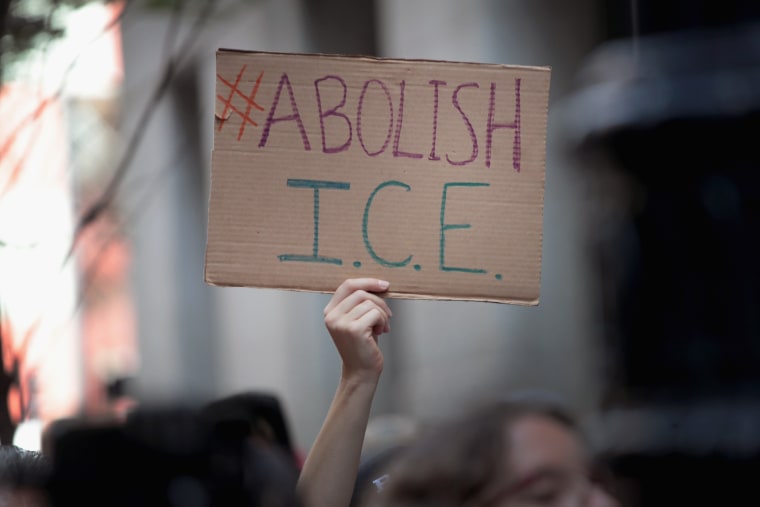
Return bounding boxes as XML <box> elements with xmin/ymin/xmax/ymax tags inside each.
<box><xmin>217</xmin><ymin>67</ymin><xmax>522</xmax><ymax>172</ymax></box>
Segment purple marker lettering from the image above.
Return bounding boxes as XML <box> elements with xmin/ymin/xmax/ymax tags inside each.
<box><xmin>259</xmin><ymin>72</ymin><xmax>311</xmax><ymax>151</ymax></box>
<box><xmin>485</xmin><ymin>79</ymin><xmax>521</xmax><ymax>171</ymax></box>
<box><xmin>446</xmin><ymin>82</ymin><xmax>479</xmax><ymax>166</ymax></box>
<box><xmin>393</xmin><ymin>80</ymin><xmax>423</xmax><ymax>159</ymax></box>
<box><xmin>428</xmin><ymin>80</ymin><xmax>446</xmax><ymax>161</ymax></box>
<box><xmin>314</xmin><ymin>75</ymin><xmax>352</xmax><ymax>154</ymax></box>
<box><xmin>356</xmin><ymin>79</ymin><xmax>394</xmax><ymax>157</ymax></box>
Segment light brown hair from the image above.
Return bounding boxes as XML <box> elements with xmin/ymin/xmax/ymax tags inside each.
<box><xmin>366</xmin><ymin>400</ymin><xmax>580</xmax><ymax>507</ymax></box>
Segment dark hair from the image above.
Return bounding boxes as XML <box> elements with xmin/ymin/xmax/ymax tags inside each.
<box><xmin>0</xmin><ymin>445</ymin><xmax>50</xmax><ymax>507</ymax></box>
<box><xmin>0</xmin><ymin>445</ymin><xmax>50</xmax><ymax>489</ymax></box>
<box><xmin>201</xmin><ymin>392</ymin><xmax>295</xmax><ymax>459</ymax></box>
<box><xmin>367</xmin><ymin>400</ymin><xmax>580</xmax><ymax>507</ymax></box>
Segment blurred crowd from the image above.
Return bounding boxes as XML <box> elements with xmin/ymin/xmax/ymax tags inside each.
<box><xmin>0</xmin><ymin>279</ymin><xmax>622</xmax><ymax>507</ymax></box>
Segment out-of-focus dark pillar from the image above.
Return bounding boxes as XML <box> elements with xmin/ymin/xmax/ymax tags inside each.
<box><xmin>566</xmin><ymin>6</ymin><xmax>760</xmax><ymax>504</ymax></box>
<box><xmin>571</xmin><ymin>24</ymin><xmax>760</xmax><ymax>404</ymax></box>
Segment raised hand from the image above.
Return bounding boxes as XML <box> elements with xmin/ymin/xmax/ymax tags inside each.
<box><xmin>323</xmin><ymin>278</ymin><xmax>392</xmax><ymax>384</ymax></box>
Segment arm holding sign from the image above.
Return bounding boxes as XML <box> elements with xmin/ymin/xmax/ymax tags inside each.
<box><xmin>297</xmin><ymin>278</ymin><xmax>392</xmax><ymax>507</ymax></box>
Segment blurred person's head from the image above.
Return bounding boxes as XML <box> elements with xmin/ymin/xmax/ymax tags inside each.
<box><xmin>202</xmin><ymin>392</ymin><xmax>298</xmax><ymax>468</ymax></box>
<box><xmin>367</xmin><ymin>399</ymin><xmax>618</xmax><ymax>507</ymax></box>
<box><xmin>46</xmin><ymin>406</ymin><xmax>300</xmax><ymax>507</ymax></box>
<box><xmin>0</xmin><ymin>445</ymin><xmax>49</xmax><ymax>507</ymax></box>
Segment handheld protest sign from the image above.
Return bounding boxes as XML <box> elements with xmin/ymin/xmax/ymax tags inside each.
<box><xmin>206</xmin><ymin>49</ymin><xmax>550</xmax><ymax>304</ymax></box>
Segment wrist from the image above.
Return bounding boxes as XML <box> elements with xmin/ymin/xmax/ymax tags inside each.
<box><xmin>339</xmin><ymin>367</ymin><xmax>381</xmax><ymax>391</ymax></box>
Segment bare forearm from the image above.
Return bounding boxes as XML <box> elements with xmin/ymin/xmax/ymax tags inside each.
<box><xmin>297</xmin><ymin>376</ymin><xmax>378</xmax><ymax>507</ymax></box>
<box><xmin>301</xmin><ymin>278</ymin><xmax>390</xmax><ymax>507</ymax></box>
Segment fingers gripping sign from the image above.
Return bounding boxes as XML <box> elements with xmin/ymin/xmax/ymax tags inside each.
<box><xmin>324</xmin><ymin>278</ymin><xmax>392</xmax><ymax>383</ymax></box>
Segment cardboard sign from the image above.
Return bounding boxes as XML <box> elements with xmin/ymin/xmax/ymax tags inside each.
<box><xmin>206</xmin><ymin>49</ymin><xmax>550</xmax><ymax>304</ymax></box>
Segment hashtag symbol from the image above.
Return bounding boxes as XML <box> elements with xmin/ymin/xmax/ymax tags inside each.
<box><xmin>216</xmin><ymin>65</ymin><xmax>265</xmax><ymax>141</ymax></box>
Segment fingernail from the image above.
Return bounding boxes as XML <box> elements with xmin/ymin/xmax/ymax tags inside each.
<box><xmin>377</xmin><ymin>279</ymin><xmax>390</xmax><ymax>290</ymax></box>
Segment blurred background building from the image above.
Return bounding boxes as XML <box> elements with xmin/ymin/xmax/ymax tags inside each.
<box><xmin>2</xmin><ymin>0</ymin><xmax>760</xmax><ymax>504</ymax></box>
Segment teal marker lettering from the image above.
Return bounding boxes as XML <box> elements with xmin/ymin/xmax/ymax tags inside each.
<box><xmin>279</xmin><ymin>179</ymin><xmax>350</xmax><ymax>265</ymax></box>
<box><xmin>363</xmin><ymin>180</ymin><xmax>412</xmax><ymax>268</ymax></box>
<box><xmin>440</xmin><ymin>182</ymin><xmax>489</xmax><ymax>273</ymax></box>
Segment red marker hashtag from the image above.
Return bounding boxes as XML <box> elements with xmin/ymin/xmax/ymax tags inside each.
<box><xmin>216</xmin><ymin>65</ymin><xmax>265</xmax><ymax>141</ymax></box>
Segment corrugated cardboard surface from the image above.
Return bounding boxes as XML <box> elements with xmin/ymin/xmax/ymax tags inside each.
<box><xmin>207</xmin><ymin>49</ymin><xmax>550</xmax><ymax>304</ymax></box>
